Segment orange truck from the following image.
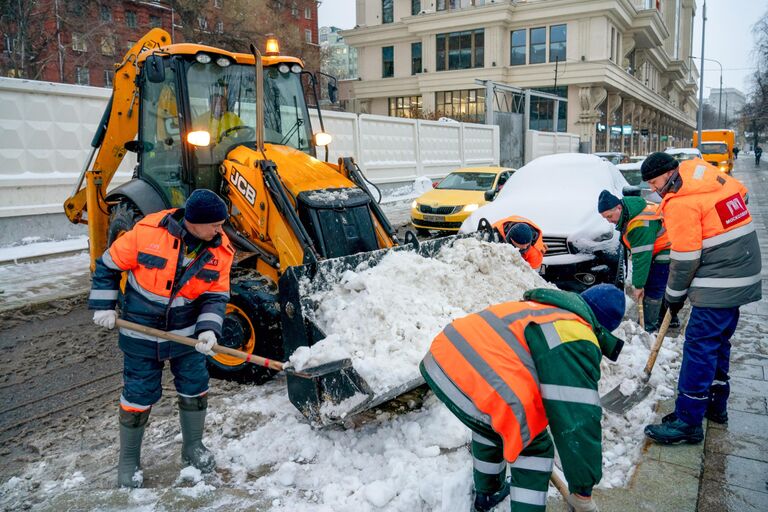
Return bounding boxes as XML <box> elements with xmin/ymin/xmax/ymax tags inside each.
<box><xmin>693</xmin><ymin>129</ymin><xmax>735</xmax><ymax>173</ymax></box>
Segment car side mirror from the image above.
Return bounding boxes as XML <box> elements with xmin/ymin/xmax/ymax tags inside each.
<box><xmin>144</xmin><ymin>54</ymin><xmax>165</xmax><ymax>83</ymax></box>
<box><xmin>124</xmin><ymin>140</ymin><xmax>155</xmax><ymax>153</ymax></box>
<box><xmin>484</xmin><ymin>190</ymin><xmax>496</xmax><ymax>201</ymax></box>
<box><xmin>622</xmin><ymin>185</ymin><xmax>642</xmax><ymax>197</ymax></box>
<box><xmin>328</xmin><ymin>82</ymin><xmax>338</xmax><ymax>104</ymax></box>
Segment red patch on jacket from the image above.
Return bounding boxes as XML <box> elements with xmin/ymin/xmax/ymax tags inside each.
<box><xmin>715</xmin><ymin>193</ymin><xmax>750</xmax><ymax>228</ymax></box>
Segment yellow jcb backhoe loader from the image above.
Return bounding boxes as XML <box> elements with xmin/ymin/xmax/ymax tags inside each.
<box><xmin>63</xmin><ymin>29</ymin><xmax>457</xmax><ymax>426</ymax></box>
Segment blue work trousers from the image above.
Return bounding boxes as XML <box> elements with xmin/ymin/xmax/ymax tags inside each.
<box><xmin>121</xmin><ymin>349</ymin><xmax>209</xmax><ymax>408</ymax></box>
<box><xmin>644</xmin><ymin>261</ymin><xmax>669</xmax><ymax>300</ymax></box>
<box><xmin>675</xmin><ymin>306</ymin><xmax>740</xmax><ymax>425</ymax></box>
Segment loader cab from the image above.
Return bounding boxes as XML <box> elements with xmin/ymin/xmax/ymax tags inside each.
<box><xmin>135</xmin><ymin>49</ymin><xmax>315</xmax><ymax>208</ymax></box>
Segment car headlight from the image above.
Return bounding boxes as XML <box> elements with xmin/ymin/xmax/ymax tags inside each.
<box><xmin>411</xmin><ymin>200</ymin><xmax>418</xmax><ymax>209</ymax></box>
<box><xmin>593</xmin><ymin>230</ymin><xmax>613</xmax><ymax>242</ymax></box>
<box><xmin>462</xmin><ymin>203</ymin><xmax>479</xmax><ymax>213</ymax></box>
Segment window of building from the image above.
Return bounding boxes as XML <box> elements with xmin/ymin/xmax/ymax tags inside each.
<box><xmin>411</xmin><ymin>0</ymin><xmax>421</xmax><ymax>15</ymax></box>
<box><xmin>216</xmin><ymin>20</ymin><xmax>224</xmax><ymax>33</ymax></box>
<box><xmin>388</xmin><ymin>96</ymin><xmax>422</xmax><ymax>118</ymax></box>
<box><xmin>125</xmin><ymin>11</ymin><xmax>137</xmax><ymax>28</ymax></box>
<box><xmin>100</xmin><ymin>5</ymin><xmax>112</xmax><ymax>22</ymax></box>
<box><xmin>435</xmin><ymin>89</ymin><xmax>485</xmax><ymax>123</ymax></box>
<box><xmin>437</xmin><ymin>0</ymin><xmax>485</xmax><ymax>10</ymax></box>
<box><xmin>529</xmin><ymin>27</ymin><xmax>546</xmax><ymax>64</ymax></box>
<box><xmin>72</xmin><ymin>33</ymin><xmax>87</xmax><ymax>52</ymax></box>
<box><xmin>529</xmin><ymin>86</ymin><xmax>568</xmax><ymax>132</ymax></box>
<box><xmin>305</xmin><ymin>7</ymin><xmax>311</xmax><ymax>19</ymax></box>
<box><xmin>104</xmin><ymin>69</ymin><xmax>113</xmax><ymax>87</ymax></box>
<box><xmin>198</xmin><ymin>16</ymin><xmax>208</xmax><ymax>30</ymax></box>
<box><xmin>435</xmin><ymin>29</ymin><xmax>484</xmax><ymax>71</ymax></box>
<box><xmin>610</xmin><ymin>27</ymin><xmax>616</xmax><ymax>62</ymax></box>
<box><xmin>382</xmin><ymin>46</ymin><xmax>394</xmax><ymax>77</ymax></box>
<box><xmin>382</xmin><ymin>0</ymin><xmax>393</xmax><ymax>24</ymax></box>
<box><xmin>510</xmin><ymin>29</ymin><xmax>526</xmax><ymax>65</ymax></box>
<box><xmin>411</xmin><ymin>42</ymin><xmax>422</xmax><ymax>75</ymax></box>
<box><xmin>100</xmin><ymin>37</ymin><xmax>115</xmax><ymax>56</ymax></box>
<box><xmin>214</xmin><ymin>0</ymin><xmax>223</xmax><ymax>8</ymax></box>
<box><xmin>4</xmin><ymin>34</ymin><xmax>16</xmax><ymax>54</ymax></box>
<box><xmin>150</xmin><ymin>15</ymin><xmax>162</xmax><ymax>28</ymax></box>
<box><xmin>549</xmin><ymin>24</ymin><xmax>566</xmax><ymax>63</ymax></box>
<box><xmin>291</xmin><ymin>3</ymin><xmax>298</xmax><ymax>17</ymax></box>
<box><xmin>305</xmin><ymin>29</ymin><xmax>312</xmax><ymax>43</ymax></box>
<box><xmin>75</xmin><ymin>66</ymin><xmax>90</xmax><ymax>85</ymax></box>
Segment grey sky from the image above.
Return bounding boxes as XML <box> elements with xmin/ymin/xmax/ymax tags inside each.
<box><xmin>318</xmin><ymin>0</ymin><xmax>765</xmax><ymax>98</ymax></box>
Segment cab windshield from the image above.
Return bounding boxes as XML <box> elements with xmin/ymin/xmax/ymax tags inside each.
<box><xmin>186</xmin><ymin>61</ymin><xmax>313</xmax><ymax>153</ymax></box>
<box><xmin>436</xmin><ymin>172</ymin><xmax>497</xmax><ymax>190</ymax></box>
<box><xmin>699</xmin><ymin>143</ymin><xmax>728</xmax><ymax>155</ymax></box>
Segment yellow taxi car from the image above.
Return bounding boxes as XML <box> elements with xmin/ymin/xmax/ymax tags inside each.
<box><xmin>411</xmin><ymin>166</ymin><xmax>515</xmax><ymax>234</ymax></box>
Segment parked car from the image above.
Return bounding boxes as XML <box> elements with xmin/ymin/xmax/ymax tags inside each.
<box><xmin>461</xmin><ymin>154</ymin><xmax>630</xmax><ymax>291</ymax></box>
<box><xmin>594</xmin><ymin>152</ymin><xmax>630</xmax><ymax>165</ymax></box>
<box><xmin>629</xmin><ymin>155</ymin><xmax>647</xmax><ymax>163</ymax></box>
<box><xmin>410</xmin><ymin>167</ymin><xmax>515</xmax><ymax>234</ymax></box>
<box><xmin>616</xmin><ymin>162</ymin><xmax>662</xmax><ymax>203</ymax></box>
<box><xmin>665</xmin><ymin>147</ymin><xmax>702</xmax><ymax>162</ymax></box>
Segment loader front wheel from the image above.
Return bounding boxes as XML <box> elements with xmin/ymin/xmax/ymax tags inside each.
<box><xmin>107</xmin><ymin>201</ymin><xmax>143</xmax><ymax>247</ymax></box>
<box><xmin>207</xmin><ymin>275</ymin><xmax>283</xmax><ymax>384</ymax></box>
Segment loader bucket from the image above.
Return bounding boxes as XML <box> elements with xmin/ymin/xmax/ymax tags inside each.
<box><xmin>279</xmin><ymin>233</ymin><xmax>470</xmax><ymax>426</ymax></box>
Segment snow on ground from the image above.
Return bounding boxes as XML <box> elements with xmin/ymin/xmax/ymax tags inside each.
<box><xmin>0</xmin><ymin>235</ymin><xmax>685</xmax><ymax>511</ymax></box>
<box><xmin>290</xmin><ymin>238</ymin><xmax>550</xmax><ymax>394</ymax></box>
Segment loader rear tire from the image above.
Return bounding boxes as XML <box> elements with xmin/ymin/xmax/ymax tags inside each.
<box><xmin>207</xmin><ymin>271</ymin><xmax>283</xmax><ymax>385</ymax></box>
<box><xmin>108</xmin><ymin>201</ymin><xmax>143</xmax><ymax>247</ymax></box>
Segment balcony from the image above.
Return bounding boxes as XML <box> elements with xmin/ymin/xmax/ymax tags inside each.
<box><xmin>632</xmin><ymin>8</ymin><xmax>669</xmax><ymax>48</ymax></box>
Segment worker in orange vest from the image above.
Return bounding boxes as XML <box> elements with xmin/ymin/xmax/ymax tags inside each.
<box><xmin>421</xmin><ymin>284</ymin><xmax>626</xmax><ymax>512</ymax></box>
<box><xmin>641</xmin><ymin>152</ymin><xmax>761</xmax><ymax>444</ymax></box>
<box><xmin>90</xmin><ymin>189</ymin><xmax>235</xmax><ymax>487</ymax></box>
<box><xmin>491</xmin><ymin>216</ymin><xmax>547</xmax><ymax>271</ymax></box>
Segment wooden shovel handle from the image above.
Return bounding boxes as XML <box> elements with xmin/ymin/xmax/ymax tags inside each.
<box><xmin>550</xmin><ymin>471</ymin><xmax>570</xmax><ymax>497</ymax></box>
<box><xmin>644</xmin><ymin>310</ymin><xmax>672</xmax><ymax>375</ymax></box>
<box><xmin>115</xmin><ymin>318</ymin><xmax>284</xmax><ymax>371</ymax></box>
<box><xmin>638</xmin><ymin>300</ymin><xmax>645</xmax><ymax>329</ymax></box>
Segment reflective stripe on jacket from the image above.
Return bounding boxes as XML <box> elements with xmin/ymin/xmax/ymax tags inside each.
<box><xmin>619</xmin><ymin>198</ymin><xmax>671</xmax><ymax>289</ymax></box>
<box><xmin>89</xmin><ymin>208</ymin><xmax>235</xmax><ymax>357</ymax></box>
<box><xmin>422</xmin><ymin>300</ymin><xmax>599</xmax><ymax>462</ymax></box>
<box><xmin>660</xmin><ymin>160</ymin><xmax>761</xmax><ymax>307</ymax></box>
<box><xmin>493</xmin><ymin>216</ymin><xmax>547</xmax><ymax>270</ymax></box>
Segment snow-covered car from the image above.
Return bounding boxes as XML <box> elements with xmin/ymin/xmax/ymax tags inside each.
<box><xmin>460</xmin><ymin>153</ymin><xmax>630</xmax><ymax>291</ymax></box>
<box><xmin>616</xmin><ymin>162</ymin><xmax>662</xmax><ymax>203</ymax></box>
<box><xmin>594</xmin><ymin>152</ymin><xmax>630</xmax><ymax>165</ymax></box>
<box><xmin>665</xmin><ymin>147</ymin><xmax>702</xmax><ymax>162</ymax></box>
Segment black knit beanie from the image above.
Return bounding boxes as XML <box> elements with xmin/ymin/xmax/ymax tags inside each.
<box><xmin>641</xmin><ymin>152</ymin><xmax>679</xmax><ymax>181</ymax></box>
<box><xmin>597</xmin><ymin>190</ymin><xmax>621</xmax><ymax>213</ymax></box>
<box><xmin>184</xmin><ymin>189</ymin><xmax>228</xmax><ymax>224</ymax></box>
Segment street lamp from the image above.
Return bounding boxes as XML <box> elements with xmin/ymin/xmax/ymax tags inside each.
<box><xmin>690</xmin><ymin>55</ymin><xmax>724</xmax><ymax>126</ymax></box>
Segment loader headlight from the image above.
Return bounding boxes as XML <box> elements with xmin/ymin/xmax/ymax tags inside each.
<box><xmin>215</xmin><ymin>57</ymin><xmax>231</xmax><ymax>68</ymax></box>
<box><xmin>462</xmin><ymin>203</ymin><xmax>479</xmax><ymax>213</ymax></box>
<box><xmin>411</xmin><ymin>200</ymin><xmax>418</xmax><ymax>209</ymax></box>
<box><xmin>278</xmin><ymin>63</ymin><xmax>290</xmax><ymax>74</ymax></box>
<box><xmin>313</xmin><ymin>131</ymin><xmax>333</xmax><ymax>146</ymax></box>
<box><xmin>195</xmin><ymin>53</ymin><xmax>212</xmax><ymax>64</ymax></box>
<box><xmin>187</xmin><ymin>130</ymin><xmax>211</xmax><ymax>147</ymax></box>
<box><xmin>291</xmin><ymin>64</ymin><xmax>302</xmax><ymax>74</ymax></box>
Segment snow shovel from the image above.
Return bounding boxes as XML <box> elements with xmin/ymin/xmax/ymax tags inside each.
<box><xmin>601</xmin><ymin>310</ymin><xmax>672</xmax><ymax>414</ymax></box>
<box><xmin>114</xmin><ymin>319</ymin><xmax>373</xmax><ymax>426</ymax></box>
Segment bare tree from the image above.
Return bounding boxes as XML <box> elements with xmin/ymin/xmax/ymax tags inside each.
<box><xmin>742</xmin><ymin>7</ymin><xmax>768</xmax><ymax>147</ymax></box>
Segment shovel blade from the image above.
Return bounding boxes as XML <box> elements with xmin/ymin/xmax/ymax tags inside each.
<box><xmin>601</xmin><ymin>382</ymin><xmax>652</xmax><ymax>414</ymax></box>
<box><xmin>285</xmin><ymin>359</ymin><xmax>375</xmax><ymax>426</ymax></box>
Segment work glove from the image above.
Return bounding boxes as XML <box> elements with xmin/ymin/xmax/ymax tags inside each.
<box><xmin>195</xmin><ymin>330</ymin><xmax>217</xmax><ymax>356</ymax></box>
<box><xmin>93</xmin><ymin>309</ymin><xmax>117</xmax><ymax>329</ymax></box>
<box><xmin>566</xmin><ymin>493</ymin><xmax>599</xmax><ymax>512</ymax></box>
<box><xmin>663</xmin><ymin>298</ymin><xmax>684</xmax><ymax>317</ymax></box>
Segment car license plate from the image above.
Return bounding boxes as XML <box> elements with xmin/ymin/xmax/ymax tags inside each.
<box><xmin>423</xmin><ymin>214</ymin><xmax>444</xmax><ymax>222</ymax></box>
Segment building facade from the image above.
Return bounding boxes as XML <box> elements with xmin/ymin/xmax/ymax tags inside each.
<box><xmin>320</xmin><ymin>26</ymin><xmax>359</xmax><ymax>80</ymax></box>
<box><xmin>707</xmin><ymin>87</ymin><xmax>746</xmax><ymax>126</ymax></box>
<box><xmin>0</xmin><ymin>0</ymin><xmax>319</xmax><ymax>88</ymax></box>
<box><xmin>343</xmin><ymin>0</ymin><xmax>699</xmax><ymax>154</ymax></box>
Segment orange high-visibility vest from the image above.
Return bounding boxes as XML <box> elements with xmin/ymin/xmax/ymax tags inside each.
<box><xmin>621</xmin><ymin>202</ymin><xmax>671</xmax><ymax>258</ymax></box>
<box><xmin>493</xmin><ymin>216</ymin><xmax>547</xmax><ymax>270</ymax></box>
<box><xmin>427</xmin><ymin>300</ymin><xmax>592</xmax><ymax>461</ymax></box>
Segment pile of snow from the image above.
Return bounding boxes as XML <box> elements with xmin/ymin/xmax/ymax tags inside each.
<box><xmin>290</xmin><ymin>237</ymin><xmax>550</xmax><ymax>393</ymax></box>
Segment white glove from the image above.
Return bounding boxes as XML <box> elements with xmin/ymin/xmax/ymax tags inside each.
<box><xmin>195</xmin><ymin>330</ymin><xmax>217</xmax><ymax>356</ymax></box>
<box><xmin>566</xmin><ymin>493</ymin><xmax>598</xmax><ymax>512</ymax></box>
<box><xmin>93</xmin><ymin>310</ymin><xmax>117</xmax><ymax>329</ymax></box>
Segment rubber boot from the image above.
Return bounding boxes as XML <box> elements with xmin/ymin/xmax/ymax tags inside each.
<box><xmin>472</xmin><ymin>478</ymin><xmax>510</xmax><ymax>512</ymax></box>
<box><xmin>117</xmin><ymin>408</ymin><xmax>150</xmax><ymax>488</ymax></box>
<box><xmin>644</xmin><ymin>418</ymin><xmax>704</xmax><ymax>445</ymax></box>
<box><xmin>642</xmin><ymin>297</ymin><xmax>662</xmax><ymax>332</ymax></box>
<box><xmin>178</xmin><ymin>395</ymin><xmax>216</xmax><ymax>472</ymax></box>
